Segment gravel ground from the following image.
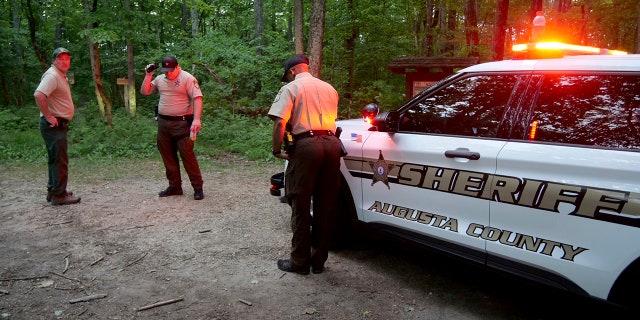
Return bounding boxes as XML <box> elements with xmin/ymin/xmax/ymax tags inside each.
<box><xmin>0</xmin><ymin>155</ymin><xmax>632</xmax><ymax>319</ymax></box>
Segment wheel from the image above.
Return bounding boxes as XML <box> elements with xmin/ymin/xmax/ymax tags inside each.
<box><xmin>329</xmin><ymin>175</ymin><xmax>359</xmax><ymax>250</ymax></box>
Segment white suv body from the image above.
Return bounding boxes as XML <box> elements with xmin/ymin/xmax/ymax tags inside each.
<box><xmin>275</xmin><ymin>53</ymin><xmax>640</xmax><ymax>308</ymax></box>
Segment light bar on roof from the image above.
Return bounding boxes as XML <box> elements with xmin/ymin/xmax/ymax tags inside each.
<box><xmin>512</xmin><ymin>42</ymin><xmax>628</xmax><ymax>55</ymax></box>
<box><xmin>535</xmin><ymin>42</ymin><xmax>601</xmax><ymax>53</ymax></box>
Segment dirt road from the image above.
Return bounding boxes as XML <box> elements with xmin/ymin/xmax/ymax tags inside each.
<box><xmin>0</xmin><ymin>155</ymin><xmax>630</xmax><ymax>319</ymax></box>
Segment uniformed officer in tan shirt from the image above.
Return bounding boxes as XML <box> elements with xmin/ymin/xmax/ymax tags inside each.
<box><xmin>34</xmin><ymin>47</ymin><xmax>81</xmax><ymax>206</ymax></box>
<box><xmin>268</xmin><ymin>54</ymin><xmax>342</xmax><ymax>275</ymax></box>
<box><xmin>141</xmin><ymin>56</ymin><xmax>205</xmax><ymax>201</ymax></box>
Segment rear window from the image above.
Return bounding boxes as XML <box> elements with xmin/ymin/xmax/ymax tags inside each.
<box><xmin>527</xmin><ymin>73</ymin><xmax>640</xmax><ymax>149</ymax></box>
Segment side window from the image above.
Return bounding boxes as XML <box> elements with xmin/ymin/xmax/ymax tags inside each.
<box><xmin>529</xmin><ymin>74</ymin><xmax>640</xmax><ymax>149</ymax></box>
<box><xmin>398</xmin><ymin>74</ymin><xmax>523</xmax><ymax>137</ymax></box>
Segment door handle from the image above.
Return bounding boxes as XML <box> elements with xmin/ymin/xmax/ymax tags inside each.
<box><xmin>445</xmin><ymin>149</ymin><xmax>480</xmax><ymax>160</ymax></box>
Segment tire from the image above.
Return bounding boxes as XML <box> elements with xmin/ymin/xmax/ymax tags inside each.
<box><xmin>608</xmin><ymin>260</ymin><xmax>640</xmax><ymax>310</ymax></box>
<box><xmin>330</xmin><ymin>174</ymin><xmax>359</xmax><ymax>250</ymax></box>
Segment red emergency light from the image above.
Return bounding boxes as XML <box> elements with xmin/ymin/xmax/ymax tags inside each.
<box><xmin>511</xmin><ymin>42</ymin><xmax>628</xmax><ymax>59</ymax></box>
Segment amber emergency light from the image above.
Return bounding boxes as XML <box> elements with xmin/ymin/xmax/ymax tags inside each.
<box><xmin>529</xmin><ymin>120</ymin><xmax>538</xmax><ymax>141</ymax></box>
<box><xmin>512</xmin><ymin>42</ymin><xmax>628</xmax><ymax>59</ymax></box>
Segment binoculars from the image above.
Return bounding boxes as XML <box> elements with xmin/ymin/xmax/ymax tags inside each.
<box><xmin>146</xmin><ymin>63</ymin><xmax>159</xmax><ymax>73</ymax></box>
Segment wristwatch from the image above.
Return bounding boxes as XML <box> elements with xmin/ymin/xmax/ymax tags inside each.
<box><xmin>272</xmin><ymin>149</ymin><xmax>282</xmax><ymax>156</ymax></box>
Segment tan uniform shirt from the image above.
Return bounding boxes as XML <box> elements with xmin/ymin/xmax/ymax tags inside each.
<box><xmin>268</xmin><ymin>72</ymin><xmax>339</xmax><ymax>135</ymax></box>
<box><xmin>35</xmin><ymin>65</ymin><xmax>74</xmax><ymax>120</ymax></box>
<box><xmin>148</xmin><ymin>70</ymin><xmax>203</xmax><ymax>116</ymax></box>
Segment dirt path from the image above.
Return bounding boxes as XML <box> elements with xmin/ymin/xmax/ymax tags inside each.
<box><xmin>0</xmin><ymin>155</ymin><xmax>630</xmax><ymax>319</ymax></box>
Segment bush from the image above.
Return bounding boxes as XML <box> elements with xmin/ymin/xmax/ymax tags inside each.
<box><xmin>0</xmin><ymin>104</ymin><xmax>276</xmax><ymax>164</ymax></box>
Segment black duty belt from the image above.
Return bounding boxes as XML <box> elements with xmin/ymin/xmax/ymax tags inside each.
<box><xmin>158</xmin><ymin>114</ymin><xmax>194</xmax><ymax>121</ymax></box>
<box><xmin>293</xmin><ymin>130</ymin><xmax>333</xmax><ymax>140</ymax></box>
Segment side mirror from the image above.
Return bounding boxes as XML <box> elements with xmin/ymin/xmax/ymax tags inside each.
<box><xmin>369</xmin><ymin>110</ymin><xmax>399</xmax><ymax>133</ymax></box>
<box><xmin>362</xmin><ymin>103</ymin><xmax>380</xmax><ymax>124</ymax></box>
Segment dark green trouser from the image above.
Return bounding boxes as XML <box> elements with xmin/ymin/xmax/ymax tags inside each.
<box><xmin>39</xmin><ymin>117</ymin><xmax>69</xmax><ymax>196</ymax></box>
<box><xmin>285</xmin><ymin>135</ymin><xmax>342</xmax><ymax>269</ymax></box>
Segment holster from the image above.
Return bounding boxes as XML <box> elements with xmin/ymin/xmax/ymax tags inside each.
<box><xmin>284</xmin><ymin>122</ymin><xmax>294</xmax><ymax>153</ymax></box>
<box><xmin>336</xmin><ymin>127</ymin><xmax>347</xmax><ymax>157</ymax></box>
<box><xmin>284</xmin><ymin>131</ymin><xmax>294</xmax><ymax>153</ymax></box>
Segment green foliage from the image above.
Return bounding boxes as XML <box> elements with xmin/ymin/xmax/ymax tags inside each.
<box><xmin>0</xmin><ymin>106</ymin><xmax>45</xmax><ymax>163</ymax></box>
<box><xmin>180</xmin><ymin>29</ymin><xmax>299</xmax><ymax>118</ymax></box>
<box><xmin>0</xmin><ymin>103</ymin><xmax>275</xmax><ymax>164</ymax></box>
<box><xmin>5</xmin><ymin>0</ymin><xmax>637</xmax><ymax>167</ymax></box>
<box><xmin>352</xmin><ymin>79</ymin><xmax>406</xmax><ymax>112</ymax></box>
<box><xmin>587</xmin><ymin>0</ymin><xmax>639</xmax><ymax>49</ymax></box>
<box><xmin>2</xmin><ymin>0</ymin><xmax>638</xmax><ymax>129</ymax></box>
<box><xmin>0</xmin><ymin>107</ymin><xmax>34</xmax><ymax>131</ymax></box>
<box><xmin>70</xmin><ymin>105</ymin><xmax>158</xmax><ymax>160</ymax></box>
<box><xmin>201</xmin><ymin>108</ymin><xmax>273</xmax><ymax>160</ymax></box>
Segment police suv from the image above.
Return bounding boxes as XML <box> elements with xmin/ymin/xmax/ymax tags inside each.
<box><xmin>271</xmin><ymin>43</ymin><xmax>640</xmax><ymax>309</ymax></box>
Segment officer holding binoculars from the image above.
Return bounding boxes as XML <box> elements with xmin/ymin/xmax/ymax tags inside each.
<box><xmin>140</xmin><ymin>56</ymin><xmax>205</xmax><ymax>201</ymax></box>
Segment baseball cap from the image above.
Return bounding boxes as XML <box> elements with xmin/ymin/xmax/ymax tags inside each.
<box><xmin>281</xmin><ymin>54</ymin><xmax>309</xmax><ymax>82</ymax></box>
<box><xmin>161</xmin><ymin>56</ymin><xmax>178</xmax><ymax>72</ymax></box>
<box><xmin>52</xmin><ymin>47</ymin><xmax>71</xmax><ymax>59</ymax></box>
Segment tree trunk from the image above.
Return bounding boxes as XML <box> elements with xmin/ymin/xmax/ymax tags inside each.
<box><xmin>345</xmin><ymin>0</ymin><xmax>357</xmax><ymax>119</ymax></box>
<box><xmin>412</xmin><ymin>3</ymin><xmax>420</xmax><ymax>52</ymax></box>
<box><xmin>464</xmin><ymin>0</ymin><xmax>479</xmax><ymax>57</ymax></box>
<box><xmin>637</xmin><ymin>0</ymin><xmax>640</xmax><ymax>53</ymax></box>
<box><xmin>126</xmin><ymin>39</ymin><xmax>136</xmax><ymax>117</ymax></box>
<box><xmin>577</xmin><ymin>3</ymin><xmax>590</xmax><ymax>46</ymax></box>
<box><xmin>89</xmin><ymin>42</ymin><xmax>112</xmax><ymax>127</ymax></box>
<box><xmin>436</xmin><ymin>1</ymin><xmax>446</xmax><ymax>55</ymax></box>
<box><xmin>125</xmin><ymin>0</ymin><xmax>136</xmax><ymax>117</ymax></box>
<box><xmin>181</xmin><ymin>0</ymin><xmax>189</xmax><ymax>35</ymax></box>
<box><xmin>25</xmin><ymin>0</ymin><xmax>47</xmax><ymax>71</ymax></box>
<box><xmin>423</xmin><ymin>0</ymin><xmax>435</xmax><ymax>56</ymax></box>
<box><xmin>254</xmin><ymin>0</ymin><xmax>264</xmax><ymax>55</ymax></box>
<box><xmin>445</xmin><ymin>8</ymin><xmax>457</xmax><ymax>52</ymax></box>
<box><xmin>492</xmin><ymin>0</ymin><xmax>509</xmax><ymax>61</ymax></box>
<box><xmin>191</xmin><ymin>0</ymin><xmax>198</xmax><ymax>37</ymax></box>
<box><xmin>308</xmin><ymin>0</ymin><xmax>326</xmax><ymax>78</ymax></box>
<box><xmin>9</xmin><ymin>0</ymin><xmax>24</xmax><ymax>105</ymax></box>
<box><xmin>84</xmin><ymin>0</ymin><xmax>112</xmax><ymax>127</ymax></box>
<box><xmin>294</xmin><ymin>0</ymin><xmax>305</xmax><ymax>54</ymax></box>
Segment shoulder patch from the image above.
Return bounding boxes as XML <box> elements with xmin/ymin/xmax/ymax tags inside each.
<box><xmin>273</xmin><ymin>88</ymin><xmax>285</xmax><ymax>103</ymax></box>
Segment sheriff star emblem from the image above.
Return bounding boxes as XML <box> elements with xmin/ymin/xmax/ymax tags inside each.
<box><xmin>369</xmin><ymin>150</ymin><xmax>394</xmax><ymax>189</ymax></box>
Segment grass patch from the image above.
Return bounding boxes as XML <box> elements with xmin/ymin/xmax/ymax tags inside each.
<box><xmin>0</xmin><ymin>105</ymin><xmax>276</xmax><ymax>165</ymax></box>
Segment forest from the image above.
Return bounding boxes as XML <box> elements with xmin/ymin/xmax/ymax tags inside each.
<box><xmin>1</xmin><ymin>0</ymin><xmax>639</xmax><ymax>122</ymax></box>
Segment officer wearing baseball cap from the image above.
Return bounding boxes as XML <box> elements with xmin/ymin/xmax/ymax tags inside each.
<box><xmin>280</xmin><ymin>54</ymin><xmax>309</xmax><ymax>82</ymax></box>
<box><xmin>268</xmin><ymin>54</ymin><xmax>342</xmax><ymax>275</ymax></box>
<box><xmin>161</xmin><ymin>56</ymin><xmax>178</xmax><ymax>72</ymax></box>
<box><xmin>52</xmin><ymin>47</ymin><xmax>71</xmax><ymax>59</ymax></box>
<box><xmin>34</xmin><ymin>47</ymin><xmax>81</xmax><ymax>206</ymax></box>
<box><xmin>140</xmin><ymin>56</ymin><xmax>205</xmax><ymax>200</ymax></box>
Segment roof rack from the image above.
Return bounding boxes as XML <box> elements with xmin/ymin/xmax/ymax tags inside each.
<box><xmin>511</xmin><ymin>42</ymin><xmax>628</xmax><ymax>59</ymax></box>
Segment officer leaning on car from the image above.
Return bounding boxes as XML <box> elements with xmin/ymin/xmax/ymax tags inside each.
<box><xmin>268</xmin><ymin>54</ymin><xmax>342</xmax><ymax>275</ymax></box>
